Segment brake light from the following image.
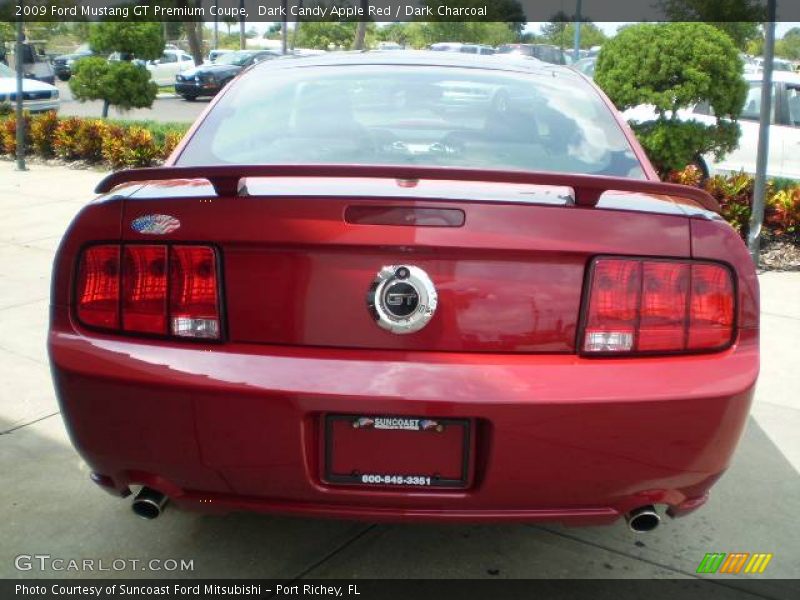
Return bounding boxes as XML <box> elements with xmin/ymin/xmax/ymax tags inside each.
<box><xmin>76</xmin><ymin>245</ymin><xmax>120</xmax><ymax>329</ymax></box>
<box><xmin>122</xmin><ymin>245</ymin><xmax>167</xmax><ymax>334</ymax></box>
<box><xmin>75</xmin><ymin>244</ymin><xmax>221</xmax><ymax>340</ymax></box>
<box><xmin>582</xmin><ymin>258</ymin><xmax>734</xmax><ymax>355</ymax></box>
<box><xmin>688</xmin><ymin>263</ymin><xmax>735</xmax><ymax>350</ymax></box>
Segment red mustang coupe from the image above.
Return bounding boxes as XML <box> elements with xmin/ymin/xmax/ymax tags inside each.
<box><xmin>49</xmin><ymin>52</ymin><xmax>759</xmax><ymax>532</ymax></box>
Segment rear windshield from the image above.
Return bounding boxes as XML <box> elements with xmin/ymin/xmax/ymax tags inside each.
<box><xmin>177</xmin><ymin>64</ymin><xmax>645</xmax><ymax>179</ymax></box>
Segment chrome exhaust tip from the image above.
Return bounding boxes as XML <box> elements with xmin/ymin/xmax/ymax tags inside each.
<box><xmin>131</xmin><ymin>487</ymin><xmax>168</xmax><ymax>520</ymax></box>
<box><xmin>625</xmin><ymin>505</ymin><xmax>661</xmax><ymax>533</ymax></box>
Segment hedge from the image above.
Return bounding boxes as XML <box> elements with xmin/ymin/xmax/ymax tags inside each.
<box><xmin>667</xmin><ymin>166</ymin><xmax>800</xmax><ymax>238</ymax></box>
<box><xmin>0</xmin><ymin>111</ymin><xmax>188</xmax><ymax>168</ymax></box>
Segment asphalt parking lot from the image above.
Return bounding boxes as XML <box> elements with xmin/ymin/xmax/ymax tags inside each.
<box><xmin>0</xmin><ymin>161</ymin><xmax>798</xmax><ymax>593</ymax></box>
<box><xmin>55</xmin><ymin>80</ymin><xmax>206</xmax><ymax>123</ymax></box>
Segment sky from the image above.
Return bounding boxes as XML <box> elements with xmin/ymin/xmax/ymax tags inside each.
<box><xmin>527</xmin><ymin>22</ymin><xmax>800</xmax><ymax>38</ymax></box>
<box><xmin>238</xmin><ymin>21</ymin><xmax>800</xmax><ymax>39</ymax></box>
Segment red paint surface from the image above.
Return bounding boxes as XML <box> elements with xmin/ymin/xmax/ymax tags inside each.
<box><xmin>48</xmin><ymin>62</ymin><xmax>759</xmax><ymax>525</ymax></box>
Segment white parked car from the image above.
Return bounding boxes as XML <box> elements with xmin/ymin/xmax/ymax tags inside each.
<box><xmin>0</xmin><ymin>62</ymin><xmax>59</xmax><ymax>112</ymax></box>
<box><xmin>625</xmin><ymin>71</ymin><xmax>800</xmax><ymax>180</ymax></box>
<box><xmin>146</xmin><ymin>49</ymin><xmax>195</xmax><ymax>87</ymax></box>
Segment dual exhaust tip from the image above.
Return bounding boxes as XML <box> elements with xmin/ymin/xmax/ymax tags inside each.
<box><xmin>131</xmin><ymin>487</ymin><xmax>168</xmax><ymax>520</ymax></box>
<box><xmin>130</xmin><ymin>488</ymin><xmax>661</xmax><ymax>532</ymax></box>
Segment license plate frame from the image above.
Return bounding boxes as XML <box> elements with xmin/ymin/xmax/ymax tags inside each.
<box><xmin>323</xmin><ymin>414</ymin><xmax>472</xmax><ymax>489</ymax></box>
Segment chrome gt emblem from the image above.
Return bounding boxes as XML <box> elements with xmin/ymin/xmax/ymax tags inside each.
<box><xmin>367</xmin><ymin>265</ymin><xmax>437</xmax><ymax>334</ymax></box>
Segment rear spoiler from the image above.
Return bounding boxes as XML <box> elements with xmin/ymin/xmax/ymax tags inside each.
<box><xmin>95</xmin><ymin>164</ymin><xmax>720</xmax><ymax>213</ymax></box>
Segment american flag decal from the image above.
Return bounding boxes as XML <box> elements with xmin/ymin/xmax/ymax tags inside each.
<box><xmin>131</xmin><ymin>214</ymin><xmax>181</xmax><ymax>235</ymax></box>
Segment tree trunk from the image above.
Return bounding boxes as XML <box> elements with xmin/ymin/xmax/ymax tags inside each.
<box><xmin>102</xmin><ymin>99</ymin><xmax>110</xmax><ymax>119</ymax></box>
<box><xmin>178</xmin><ymin>0</ymin><xmax>204</xmax><ymax>65</ymax></box>
<box><xmin>354</xmin><ymin>22</ymin><xmax>367</xmax><ymax>50</ymax></box>
<box><xmin>239</xmin><ymin>0</ymin><xmax>246</xmax><ymax>50</ymax></box>
<box><xmin>291</xmin><ymin>0</ymin><xmax>303</xmax><ymax>51</ymax></box>
<box><xmin>354</xmin><ymin>0</ymin><xmax>368</xmax><ymax>50</ymax></box>
<box><xmin>185</xmin><ymin>22</ymin><xmax>203</xmax><ymax>65</ymax></box>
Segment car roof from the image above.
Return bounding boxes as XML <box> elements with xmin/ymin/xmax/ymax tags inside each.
<box><xmin>250</xmin><ymin>50</ymin><xmax>578</xmax><ymax>79</ymax></box>
<box><xmin>746</xmin><ymin>70</ymin><xmax>800</xmax><ymax>84</ymax></box>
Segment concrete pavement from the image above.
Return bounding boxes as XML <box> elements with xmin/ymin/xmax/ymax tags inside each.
<box><xmin>0</xmin><ymin>161</ymin><xmax>798</xmax><ymax>591</ymax></box>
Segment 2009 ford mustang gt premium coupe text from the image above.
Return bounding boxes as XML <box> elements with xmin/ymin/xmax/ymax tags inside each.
<box><xmin>49</xmin><ymin>52</ymin><xmax>758</xmax><ymax>531</ymax></box>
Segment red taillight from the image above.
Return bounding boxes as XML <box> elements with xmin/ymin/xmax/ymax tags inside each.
<box><xmin>582</xmin><ymin>258</ymin><xmax>734</xmax><ymax>355</ymax></box>
<box><xmin>638</xmin><ymin>261</ymin><xmax>689</xmax><ymax>351</ymax></box>
<box><xmin>688</xmin><ymin>263</ymin><xmax>735</xmax><ymax>350</ymax></box>
<box><xmin>582</xmin><ymin>259</ymin><xmax>640</xmax><ymax>352</ymax></box>
<box><xmin>76</xmin><ymin>245</ymin><xmax>120</xmax><ymax>329</ymax></box>
<box><xmin>75</xmin><ymin>244</ymin><xmax>221</xmax><ymax>340</ymax></box>
<box><xmin>169</xmin><ymin>246</ymin><xmax>220</xmax><ymax>339</ymax></box>
<box><xmin>122</xmin><ymin>245</ymin><xmax>168</xmax><ymax>334</ymax></box>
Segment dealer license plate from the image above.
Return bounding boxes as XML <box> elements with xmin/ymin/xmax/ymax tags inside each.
<box><xmin>324</xmin><ymin>414</ymin><xmax>471</xmax><ymax>488</ymax></box>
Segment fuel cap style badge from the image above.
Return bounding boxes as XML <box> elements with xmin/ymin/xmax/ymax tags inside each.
<box><xmin>367</xmin><ymin>265</ymin><xmax>438</xmax><ymax>334</ymax></box>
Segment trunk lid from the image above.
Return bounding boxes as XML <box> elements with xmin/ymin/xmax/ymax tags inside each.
<box><xmin>122</xmin><ymin>178</ymin><xmax>692</xmax><ymax>353</ymax></box>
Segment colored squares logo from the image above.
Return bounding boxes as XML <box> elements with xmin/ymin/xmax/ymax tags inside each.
<box><xmin>697</xmin><ymin>553</ymin><xmax>773</xmax><ymax>574</ymax></box>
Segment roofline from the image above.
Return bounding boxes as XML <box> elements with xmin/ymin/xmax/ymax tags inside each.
<box><xmin>248</xmin><ymin>50</ymin><xmax>570</xmax><ymax>77</ymax></box>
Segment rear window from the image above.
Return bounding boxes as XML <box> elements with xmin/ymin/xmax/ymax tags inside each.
<box><xmin>177</xmin><ymin>64</ymin><xmax>645</xmax><ymax>179</ymax></box>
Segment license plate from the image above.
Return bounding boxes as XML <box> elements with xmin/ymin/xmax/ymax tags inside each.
<box><xmin>324</xmin><ymin>414</ymin><xmax>471</xmax><ymax>488</ymax></box>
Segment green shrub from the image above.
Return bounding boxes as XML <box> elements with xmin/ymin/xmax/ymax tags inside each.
<box><xmin>669</xmin><ymin>166</ymin><xmax>800</xmax><ymax>239</ymax></box>
<box><xmin>53</xmin><ymin>116</ymin><xmax>83</xmax><ymax>160</ymax></box>
<box><xmin>122</xmin><ymin>126</ymin><xmax>159</xmax><ymax>167</ymax></box>
<box><xmin>664</xmin><ymin>164</ymin><xmax>704</xmax><ymax>187</ymax></box>
<box><xmin>704</xmin><ymin>172</ymin><xmax>756</xmax><ymax>235</ymax></box>
<box><xmin>30</xmin><ymin>111</ymin><xmax>60</xmax><ymax>157</ymax></box>
<box><xmin>2</xmin><ymin>113</ymin><xmax>187</xmax><ymax>166</ymax></box>
<box><xmin>107</xmin><ymin>119</ymin><xmax>189</xmax><ymax>143</ymax></box>
<box><xmin>596</xmin><ymin>22</ymin><xmax>747</xmax><ymax>175</ymax></box>
<box><xmin>70</xmin><ymin>58</ymin><xmax>158</xmax><ymax>118</ymax></box>
<box><xmin>100</xmin><ymin>123</ymin><xmax>129</xmax><ymax>169</ymax></box>
<box><xmin>767</xmin><ymin>188</ymin><xmax>800</xmax><ymax>234</ymax></box>
<box><xmin>101</xmin><ymin>125</ymin><xmax>159</xmax><ymax>168</ymax></box>
<box><xmin>89</xmin><ymin>22</ymin><xmax>164</xmax><ymax>62</ymax></box>
<box><xmin>161</xmin><ymin>130</ymin><xmax>184</xmax><ymax>160</ymax></box>
<box><xmin>75</xmin><ymin>119</ymin><xmax>108</xmax><ymax>163</ymax></box>
<box><xmin>1</xmin><ymin>113</ymin><xmax>30</xmax><ymax>156</ymax></box>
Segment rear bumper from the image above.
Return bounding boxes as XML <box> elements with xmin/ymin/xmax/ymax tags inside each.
<box><xmin>23</xmin><ymin>99</ymin><xmax>59</xmax><ymax>113</ymax></box>
<box><xmin>49</xmin><ymin>309</ymin><xmax>758</xmax><ymax>525</ymax></box>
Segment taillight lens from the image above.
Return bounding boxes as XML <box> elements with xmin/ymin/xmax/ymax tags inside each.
<box><xmin>582</xmin><ymin>258</ymin><xmax>734</xmax><ymax>355</ymax></box>
<box><xmin>123</xmin><ymin>245</ymin><xmax>167</xmax><ymax>334</ymax></box>
<box><xmin>688</xmin><ymin>263</ymin><xmax>735</xmax><ymax>350</ymax></box>
<box><xmin>76</xmin><ymin>245</ymin><xmax>120</xmax><ymax>329</ymax></box>
<box><xmin>638</xmin><ymin>262</ymin><xmax>689</xmax><ymax>351</ymax></box>
<box><xmin>582</xmin><ymin>259</ymin><xmax>640</xmax><ymax>352</ymax></box>
<box><xmin>75</xmin><ymin>244</ymin><xmax>221</xmax><ymax>340</ymax></box>
<box><xmin>169</xmin><ymin>246</ymin><xmax>220</xmax><ymax>339</ymax></box>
